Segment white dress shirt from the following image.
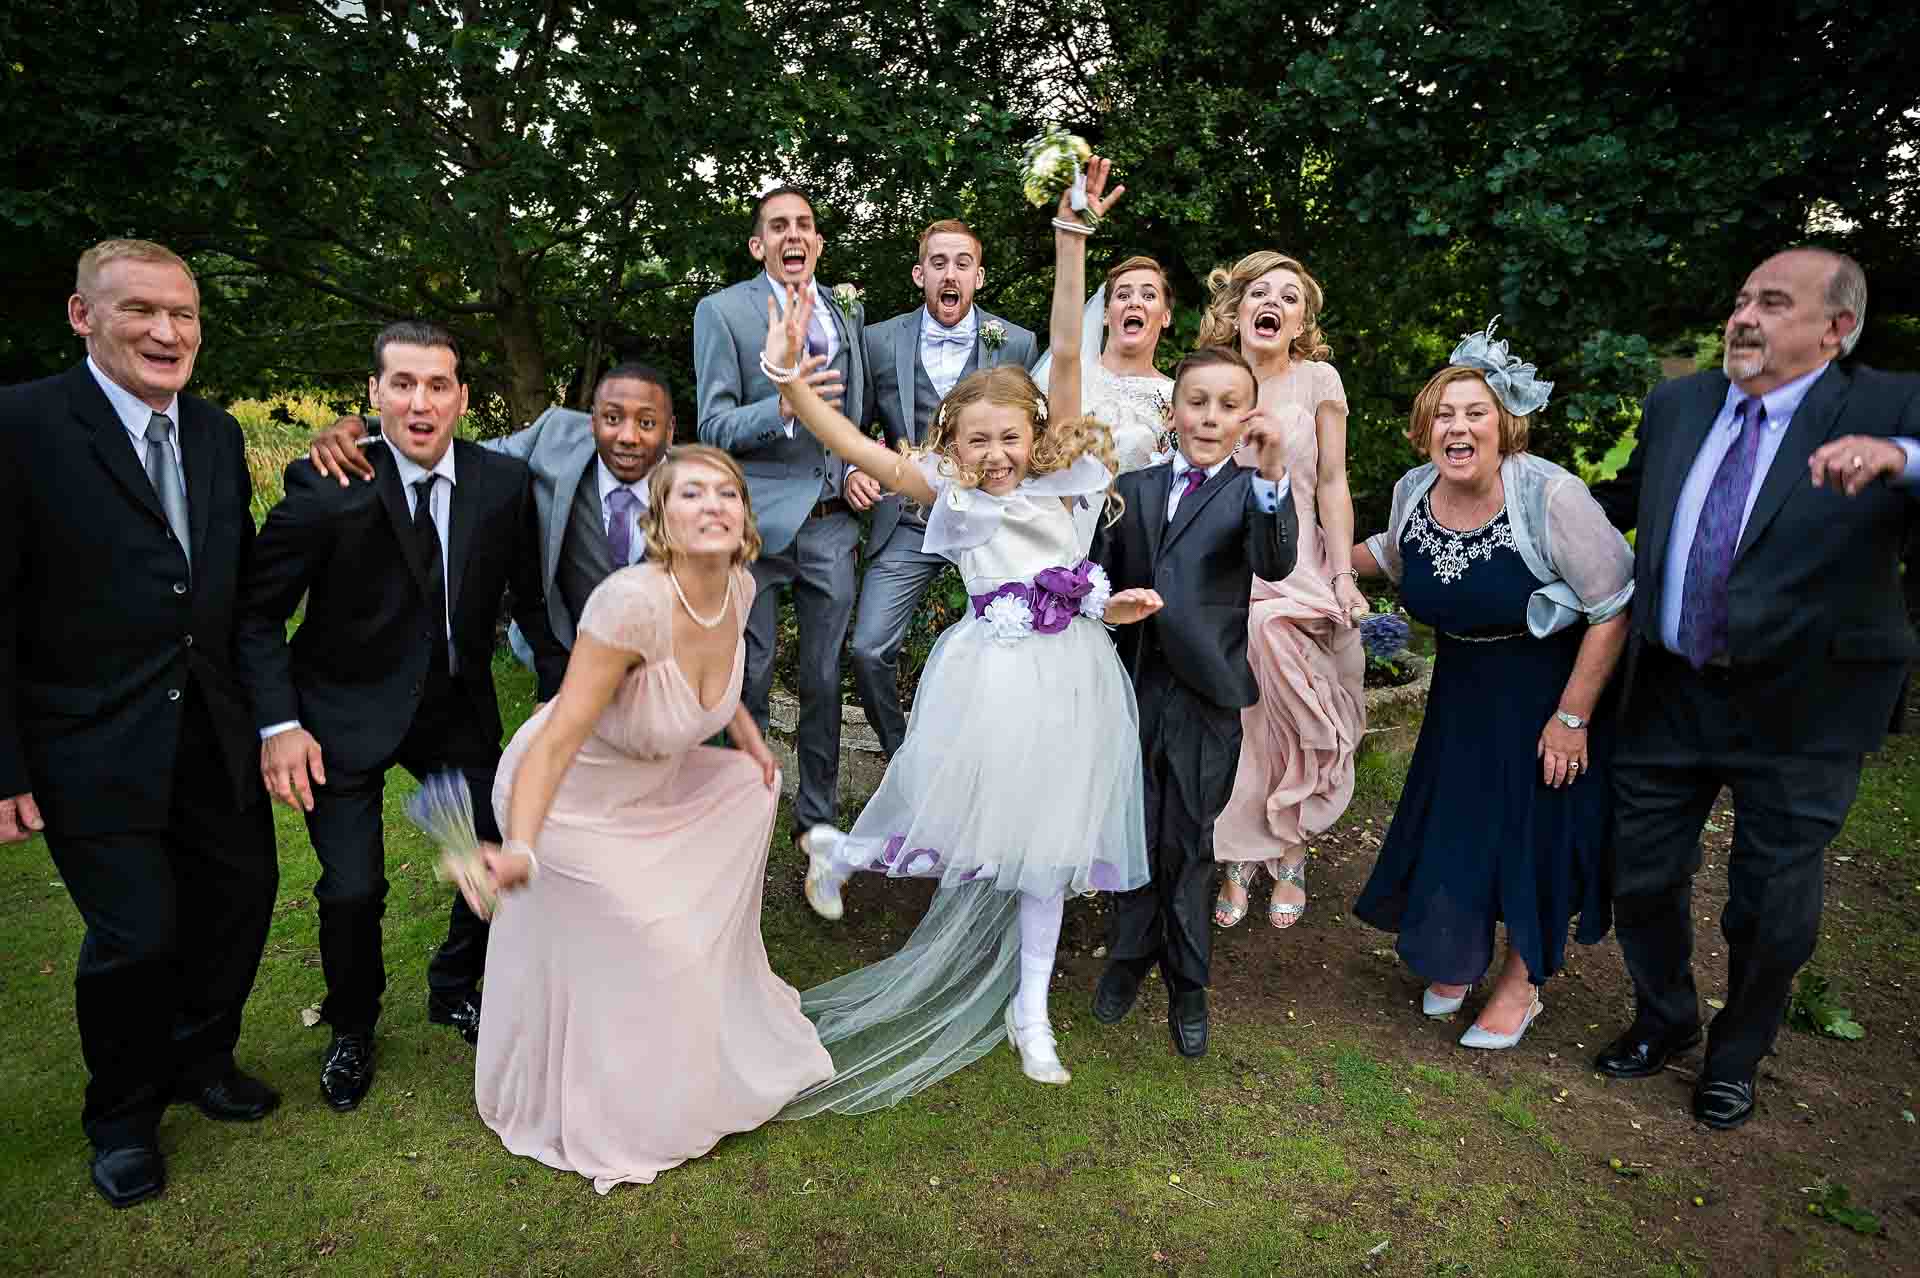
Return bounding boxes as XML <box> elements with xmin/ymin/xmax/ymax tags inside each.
<box><xmin>87</xmin><ymin>355</ymin><xmax>181</xmax><ymax>471</ymax></box>
<box><xmin>920</xmin><ymin>306</ymin><xmax>978</xmax><ymax>398</ymax></box>
<box><xmin>598</xmin><ymin>456</ymin><xmax>651</xmax><ymax>566</ymax></box>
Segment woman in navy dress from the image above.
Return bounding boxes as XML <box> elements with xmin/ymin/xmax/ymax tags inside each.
<box><xmin>1352</xmin><ymin>328</ymin><xmax>1633</xmax><ymax>1049</ymax></box>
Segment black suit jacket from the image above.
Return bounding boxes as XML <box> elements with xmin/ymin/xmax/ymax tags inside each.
<box><xmin>1591</xmin><ymin>362</ymin><xmax>1919</xmax><ymax>755</ymax></box>
<box><xmin>237</xmin><ymin>437</ymin><xmax>565</xmax><ymax>774</ymax></box>
<box><xmin>1095</xmin><ymin>461</ymin><xmax>1299</xmax><ymax>710</ymax></box>
<box><xmin>0</xmin><ymin>364</ymin><xmax>262</xmax><ymax>835</ymax></box>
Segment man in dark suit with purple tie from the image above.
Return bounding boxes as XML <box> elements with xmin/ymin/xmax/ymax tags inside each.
<box><xmin>1590</xmin><ymin>248</ymin><xmax>1919</xmax><ymax>1129</ymax></box>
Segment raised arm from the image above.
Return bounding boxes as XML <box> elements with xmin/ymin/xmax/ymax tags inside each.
<box><xmin>764</xmin><ymin>289</ymin><xmax>939</xmax><ymax>509</ymax></box>
<box><xmin>1045</xmin><ymin>154</ymin><xmax>1124</xmax><ymax>430</ymax></box>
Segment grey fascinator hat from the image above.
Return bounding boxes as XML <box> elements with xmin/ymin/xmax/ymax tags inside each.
<box><xmin>1450</xmin><ymin>316</ymin><xmax>1553</xmax><ymax>417</ymax></box>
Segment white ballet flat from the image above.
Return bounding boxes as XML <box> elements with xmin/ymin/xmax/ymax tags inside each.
<box><xmin>1458</xmin><ymin>997</ymin><xmax>1543</xmax><ymax>1050</ymax></box>
<box><xmin>800</xmin><ymin>824</ymin><xmax>847</xmax><ymax>921</ymax></box>
<box><xmin>1422</xmin><ymin>985</ymin><xmax>1468</xmax><ymax>1018</ymax></box>
<box><xmin>1004</xmin><ymin>1003</ymin><xmax>1071</xmax><ymax>1085</ymax></box>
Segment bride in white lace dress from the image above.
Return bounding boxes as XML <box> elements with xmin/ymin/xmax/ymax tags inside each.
<box><xmin>1032</xmin><ymin>255</ymin><xmax>1176</xmax><ymax>474</ymax></box>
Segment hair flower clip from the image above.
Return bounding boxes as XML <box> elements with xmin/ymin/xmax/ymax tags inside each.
<box><xmin>1450</xmin><ymin>316</ymin><xmax>1553</xmax><ymax>417</ymax></box>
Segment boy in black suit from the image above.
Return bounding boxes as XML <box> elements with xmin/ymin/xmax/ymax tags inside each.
<box><xmin>239</xmin><ymin>321</ymin><xmax>564</xmax><ymax>1110</ymax></box>
<box><xmin>1091</xmin><ymin>346</ymin><xmax>1298</xmax><ymax>1057</ymax></box>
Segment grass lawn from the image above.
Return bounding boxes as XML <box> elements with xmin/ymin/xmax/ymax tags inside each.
<box><xmin>1</xmin><ymin>658</ymin><xmax>1913</xmax><ymax>1276</ymax></box>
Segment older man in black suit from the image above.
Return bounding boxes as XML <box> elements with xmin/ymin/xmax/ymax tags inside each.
<box><xmin>1591</xmin><ymin>248</ymin><xmax>1919</xmax><ymax>1129</ymax></box>
<box><xmin>239</xmin><ymin>321</ymin><xmax>564</xmax><ymax>1111</ymax></box>
<box><xmin>0</xmin><ymin>240</ymin><xmax>280</xmax><ymax>1207</ymax></box>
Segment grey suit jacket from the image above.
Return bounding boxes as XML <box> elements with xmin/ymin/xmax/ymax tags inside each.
<box><xmin>694</xmin><ymin>275</ymin><xmax>869</xmax><ymax>554</ymax></box>
<box><xmin>863</xmin><ymin>305</ymin><xmax>1038</xmax><ymax>548</ymax></box>
<box><xmin>484</xmin><ymin>406</ymin><xmax>599</xmax><ymax>648</ymax></box>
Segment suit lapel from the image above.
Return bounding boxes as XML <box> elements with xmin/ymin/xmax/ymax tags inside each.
<box><xmin>1163</xmin><ymin>464</ymin><xmax>1232</xmax><ymax>555</ymax></box>
<box><xmin>1644</xmin><ymin>374</ymin><xmax>1728</xmax><ymax>575</ymax></box>
<box><xmin>896</xmin><ymin>310</ymin><xmax>918</xmax><ymax>442</ymax></box>
<box><xmin>178</xmin><ymin>401</ymin><xmax>214</xmax><ymax>563</ymax></box>
<box><xmin>445</xmin><ymin>442</ymin><xmax>478</xmax><ymax>617</ymax></box>
<box><xmin>1141</xmin><ymin>463</ymin><xmax>1171</xmax><ymax>562</ymax></box>
<box><xmin>71</xmin><ymin>367</ymin><xmax>168</xmax><ymax>529</ymax></box>
<box><xmin>549</xmin><ymin>448</ymin><xmax>594</xmax><ymax>582</ymax></box>
<box><xmin>974</xmin><ymin>308</ymin><xmax>1001</xmax><ymax>368</ymax></box>
<box><xmin>373</xmin><ymin>443</ymin><xmax>434</xmax><ymax>600</ymax></box>
<box><xmin>1736</xmin><ymin>362</ymin><xmax>1845</xmax><ymax>560</ymax></box>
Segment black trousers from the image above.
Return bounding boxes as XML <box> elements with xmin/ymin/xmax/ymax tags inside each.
<box><xmin>303</xmin><ymin>677</ymin><xmax>499</xmax><ymax>1035</ymax></box>
<box><xmin>43</xmin><ymin>689</ymin><xmax>278</xmax><ymax>1150</ymax></box>
<box><xmin>1107</xmin><ymin>666</ymin><xmax>1244</xmax><ymax>993</ymax></box>
<box><xmin>1612</xmin><ymin>648</ymin><xmax>1864</xmax><ymax>1082</ymax></box>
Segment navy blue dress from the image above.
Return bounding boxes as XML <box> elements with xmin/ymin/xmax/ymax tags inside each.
<box><xmin>1353</xmin><ymin>493</ymin><xmax>1611</xmax><ymax>985</ymax></box>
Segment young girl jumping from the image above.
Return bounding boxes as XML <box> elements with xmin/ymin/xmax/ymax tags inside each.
<box><xmin>766</xmin><ymin>159</ymin><xmax>1161</xmax><ymax>1108</ymax></box>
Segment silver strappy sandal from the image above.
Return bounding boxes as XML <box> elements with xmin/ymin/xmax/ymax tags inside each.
<box><xmin>1213</xmin><ymin>860</ymin><xmax>1258</xmax><ymax>928</ymax></box>
<box><xmin>1267</xmin><ymin>855</ymin><xmax>1308</xmax><ymax>929</ymax></box>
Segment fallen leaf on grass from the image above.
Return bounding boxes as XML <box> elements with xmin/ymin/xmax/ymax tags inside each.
<box><xmin>299</xmin><ymin>1004</ymin><xmax>322</xmax><ymax>1028</ymax></box>
<box><xmin>1706</xmin><ymin>998</ymin><xmax>1726</xmax><ymax>1009</ymax></box>
<box><xmin>38</xmin><ymin>961</ymin><xmax>53</xmax><ymax>975</ymax></box>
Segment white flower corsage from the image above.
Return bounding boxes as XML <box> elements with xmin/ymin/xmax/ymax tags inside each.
<box><xmin>982</xmin><ymin>594</ymin><xmax>1036</xmax><ymax>645</ymax></box>
<box><xmin>1078</xmin><ymin>564</ymin><xmax>1112</xmax><ymax>622</ymax></box>
<box><xmin>981</xmin><ymin>319</ymin><xmax>1007</xmax><ymax>352</ymax></box>
<box><xmin>830</xmin><ymin>283</ymin><xmax>864</xmax><ymax>317</ymax></box>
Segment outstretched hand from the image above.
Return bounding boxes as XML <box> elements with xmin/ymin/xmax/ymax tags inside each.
<box><xmin>1808</xmin><ymin>434</ymin><xmax>1909</xmax><ymax>497</ymax></box>
<box><xmin>762</xmin><ymin>288</ymin><xmax>844</xmax><ymax>414</ymax></box>
<box><xmin>1104</xmin><ymin>587</ymin><xmax>1164</xmax><ymax>625</ymax></box>
<box><xmin>1055</xmin><ymin>154</ymin><xmax>1125</xmax><ymax>230</ymax></box>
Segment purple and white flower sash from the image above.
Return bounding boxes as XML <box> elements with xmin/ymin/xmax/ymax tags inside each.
<box><xmin>969</xmin><ymin>558</ymin><xmax>1111</xmax><ymax>644</ymax></box>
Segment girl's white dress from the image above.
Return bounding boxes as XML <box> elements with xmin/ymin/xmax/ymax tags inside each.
<box><xmin>781</xmin><ymin>452</ymin><xmax>1150</xmax><ymax>1117</ymax></box>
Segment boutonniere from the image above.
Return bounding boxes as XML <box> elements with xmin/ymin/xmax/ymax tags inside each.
<box><xmin>981</xmin><ymin>319</ymin><xmax>1007</xmax><ymax>352</ymax></box>
<box><xmin>830</xmin><ymin>283</ymin><xmax>864</xmax><ymax>317</ymax></box>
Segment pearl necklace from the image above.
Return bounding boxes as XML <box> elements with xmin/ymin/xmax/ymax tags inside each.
<box><xmin>669</xmin><ymin>570</ymin><xmax>732</xmax><ymax>629</ymax></box>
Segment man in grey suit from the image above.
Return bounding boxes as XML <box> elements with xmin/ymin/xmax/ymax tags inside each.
<box><xmin>307</xmin><ymin>363</ymin><xmax>675</xmax><ymax>649</ymax></box>
<box><xmin>851</xmin><ymin>219</ymin><xmax>1038</xmax><ymax>758</ymax></box>
<box><xmin>694</xmin><ymin>186</ymin><xmax>869</xmax><ymax>842</ymax></box>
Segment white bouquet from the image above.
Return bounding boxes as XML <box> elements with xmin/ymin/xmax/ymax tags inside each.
<box><xmin>406</xmin><ymin>771</ymin><xmax>497</xmax><ymax>920</ymax></box>
<box><xmin>1021</xmin><ymin>126</ymin><xmax>1093</xmax><ymax>209</ymax></box>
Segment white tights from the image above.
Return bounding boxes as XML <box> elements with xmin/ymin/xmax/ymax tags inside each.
<box><xmin>1015</xmin><ymin>891</ymin><xmax>1064</xmax><ymax>1030</ymax></box>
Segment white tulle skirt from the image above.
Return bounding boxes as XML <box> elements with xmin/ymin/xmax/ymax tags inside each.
<box><xmin>781</xmin><ymin>611</ymin><xmax>1149</xmax><ymax>1117</ymax></box>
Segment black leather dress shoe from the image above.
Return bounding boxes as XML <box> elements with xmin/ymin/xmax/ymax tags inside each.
<box><xmin>91</xmin><ymin>1144</ymin><xmax>164</xmax><ymax>1208</ymax></box>
<box><xmin>1593</xmin><ymin>1022</ymin><xmax>1702</xmax><ymax>1079</ymax></box>
<box><xmin>1168</xmin><ymin>988</ymin><xmax>1209</xmax><ymax>1058</ymax></box>
<box><xmin>427</xmin><ymin>992</ymin><xmax>482</xmax><ymax>1046</ymax></box>
<box><xmin>175</xmin><ymin>1068</ymin><xmax>281</xmax><ymax>1122</ymax></box>
<box><xmin>1692</xmin><ymin>1077</ymin><xmax>1757</xmax><ymax>1130</ymax></box>
<box><xmin>320</xmin><ymin>1032</ymin><xmax>376</xmax><ymax>1111</ymax></box>
<box><xmin>1092</xmin><ymin>963</ymin><xmax>1145</xmax><ymax>1025</ymax></box>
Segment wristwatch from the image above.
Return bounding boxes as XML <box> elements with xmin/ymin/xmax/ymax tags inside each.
<box><xmin>1555</xmin><ymin>710</ymin><xmax>1587</xmax><ymax>730</ymax></box>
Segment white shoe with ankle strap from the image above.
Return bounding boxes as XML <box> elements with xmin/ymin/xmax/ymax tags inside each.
<box><xmin>1004</xmin><ymin>1003</ymin><xmax>1071</xmax><ymax>1085</ymax></box>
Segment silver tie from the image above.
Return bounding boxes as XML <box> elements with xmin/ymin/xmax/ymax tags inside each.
<box><xmin>145</xmin><ymin>413</ymin><xmax>191</xmax><ymax>568</ymax></box>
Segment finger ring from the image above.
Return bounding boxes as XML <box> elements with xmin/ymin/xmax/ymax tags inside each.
<box><xmin>1569</xmin><ymin>761</ymin><xmax>1580</xmax><ymax>772</ymax></box>
<box><xmin>1851</xmin><ymin>455</ymin><xmax>1864</xmax><ymax>469</ymax></box>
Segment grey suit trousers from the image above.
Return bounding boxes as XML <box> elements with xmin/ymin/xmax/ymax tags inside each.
<box><xmin>744</xmin><ymin>509</ymin><xmax>860</xmax><ymax>830</ymax></box>
<box><xmin>848</xmin><ymin>519</ymin><xmax>948</xmax><ymax>760</ymax></box>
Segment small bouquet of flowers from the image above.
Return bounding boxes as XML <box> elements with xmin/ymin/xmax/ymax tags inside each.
<box><xmin>406</xmin><ymin>771</ymin><xmax>497</xmax><ymax>920</ymax></box>
<box><xmin>1021</xmin><ymin>125</ymin><xmax>1094</xmax><ymax>211</ymax></box>
<box><xmin>1359</xmin><ymin>606</ymin><xmax>1418</xmax><ymax>689</ymax></box>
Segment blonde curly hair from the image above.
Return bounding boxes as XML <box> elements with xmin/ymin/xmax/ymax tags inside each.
<box><xmin>641</xmin><ymin>444</ymin><xmax>763</xmax><ymax>568</ymax></box>
<box><xmin>915</xmin><ymin>365</ymin><xmax>1123</xmax><ymax>521</ymax></box>
<box><xmin>1196</xmin><ymin>250</ymin><xmax>1332</xmax><ymax>362</ymax></box>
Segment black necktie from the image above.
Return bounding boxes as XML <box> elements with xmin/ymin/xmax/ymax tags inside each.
<box><xmin>413</xmin><ymin>477</ymin><xmax>451</xmax><ymax>674</ymax></box>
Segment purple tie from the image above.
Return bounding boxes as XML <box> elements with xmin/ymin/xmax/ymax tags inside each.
<box><xmin>1170</xmin><ymin>465</ymin><xmax>1206</xmax><ymax>516</ymax></box>
<box><xmin>806</xmin><ymin>305</ymin><xmax>830</xmax><ymax>360</ymax></box>
<box><xmin>1677</xmin><ymin>396</ymin><xmax>1766</xmax><ymax>668</ymax></box>
<box><xmin>606</xmin><ymin>486</ymin><xmax>638</xmax><ymax>567</ymax></box>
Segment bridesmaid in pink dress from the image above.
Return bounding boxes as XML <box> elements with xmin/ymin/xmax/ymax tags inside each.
<box><xmin>470</xmin><ymin>445</ymin><xmax>832</xmax><ymax>1194</ymax></box>
<box><xmin>1204</xmin><ymin>252</ymin><xmax>1368</xmax><ymax>930</ymax></box>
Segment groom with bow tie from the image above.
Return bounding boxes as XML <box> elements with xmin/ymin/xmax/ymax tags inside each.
<box><xmin>850</xmin><ymin>219</ymin><xmax>1038</xmax><ymax>758</ymax></box>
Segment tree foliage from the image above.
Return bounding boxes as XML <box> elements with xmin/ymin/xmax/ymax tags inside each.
<box><xmin>4</xmin><ymin>0</ymin><xmax>1918</xmax><ymax>521</ymax></box>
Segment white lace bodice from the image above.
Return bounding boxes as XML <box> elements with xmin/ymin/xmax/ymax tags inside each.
<box><xmin>1084</xmin><ymin>362</ymin><xmax>1172</xmax><ymax>475</ymax></box>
